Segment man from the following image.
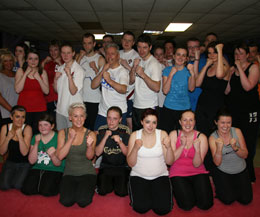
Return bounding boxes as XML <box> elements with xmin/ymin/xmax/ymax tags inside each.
<box><xmin>92</xmin><ymin>43</ymin><xmax>129</xmax><ymax>131</ymax></box>
<box><xmin>130</xmin><ymin>34</ymin><xmax>162</xmax><ymax>131</ymax></box>
<box><xmin>119</xmin><ymin>31</ymin><xmax>139</xmax><ymax>130</ymax></box>
<box><xmin>76</xmin><ymin>33</ymin><xmax>106</xmax><ymax>130</ymax></box>
<box><xmin>99</xmin><ymin>35</ymin><xmax>114</xmax><ymax>57</ymax></box>
<box><xmin>204</xmin><ymin>32</ymin><xmax>218</xmax><ymax>48</ymax></box>
<box><xmin>248</xmin><ymin>42</ymin><xmax>260</xmax><ymax>64</ymax></box>
<box><xmin>186</xmin><ymin>37</ymin><xmax>206</xmax><ymax>111</ymax></box>
<box><xmin>164</xmin><ymin>39</ymin><xmax>176</xmax><ymax>66</ymax></box>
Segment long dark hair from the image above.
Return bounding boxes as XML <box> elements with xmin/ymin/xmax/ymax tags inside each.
<box><xmin>22</xmin><ymin>48</ymin><xmax>43</xmax><ymax>75</ymax></box>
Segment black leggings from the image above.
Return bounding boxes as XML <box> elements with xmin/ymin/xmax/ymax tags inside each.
<box><xmin>59</xmin><ymin>174</ymin><xmax>97</xmax><ymax>208</ymax></box>
<box><xmin>21</xmin><ymin>169</ymin><xmax>63</xmax><ymax>196</ymax></box>
<box><xmin>97</xmin><ymin>167</ymin><xmax>130</xmax><ymax>197</ymax></box>
<box><xmin>170</xmin><ymin>174</ymin><xmax>213</xmax><ymax>211</ymax></box>
<box><xmin>212</xmin><ymin>167</ymin><xmax>252</xmax><ymax>205</ymax></box>
<box><xmin>129</xmin><ymin>176</ymin><xmax>173</xmax><ymax>215</ymax></box>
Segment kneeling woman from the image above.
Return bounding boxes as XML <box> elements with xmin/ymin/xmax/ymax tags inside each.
<box><xmin>127</xmin><ymin>109</ymin><xmax>174</xmax><ymax>215</ymax></box>
<box><xmin>209</xmin><ymin>108</ymin><xmax>252</xmax><ymax>205</ymax></box>
<box><xmin>169</xmin><ymin>110</ymin><xmax>213</xmax><ymax>211</ymax></box>
<box><xmin>57</xmin><ymin>103</ymin><xmax>97</xmax><ymax>208</ymax></box>
<box><xmin>0</xmin><ymin>105</ymin><xmax>32</xmax><ymax>190</ymax></box>
<box><xmin>21</xmin><ymin>113</ymin><xmax>65</xmax><ymax>196</ymax></box>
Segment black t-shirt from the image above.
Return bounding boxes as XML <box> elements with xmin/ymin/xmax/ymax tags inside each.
<box><xmin>97</xmin><ymin>124</ymin><xmax>130</xmax><ymax>169</ymax></box>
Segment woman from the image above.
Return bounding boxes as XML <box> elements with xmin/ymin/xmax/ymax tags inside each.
<box><xmin>209</xmin><ymin>108</ymin><xmax>252</xmax><ymax>205</ymax></box>
<box><xmin>0</xmin><ymin>105</ymin><xmax>32</xmax><ymax>190</ymax></box>
<box><xmin>127</xmin><ymin>108</ymin><xmax>174</xmax><ymax>215</ymax></box>
<box><xmin>0</xmin><ymin>52</ymin><xmax>19</xmax><ymax>127</ymax></box>
<box><xmin>13</xmin><ymin>43</ymin><xmax>28</xmax><ymax>72</ymax></box>
<box><xmin>169</xmin><ymin>110</ymin><xmax>213</xmax><ymax>211</ymax></box>
<box><xmin>15</xmin><ymin>48</ymin><xmax>49</xmax><ymax>134</ymax></box>
<box><xmin>21</xmin><ymin>113</ymin><xmax>65</xmax><ymax>196</ymax></box>
<box><xmin>161</xmin><ymin>47</ymin><xmax>196</xmax><ymax>133</ymax></box>
<box><xmin>96</xmin><ymin>106</ymin><xmax>130</xmax><ymax>197</ymax></box>
<box><xmin>225</xmin><ymin>43</ymin><xmax>260</xmax><ymax>182</ymax></box>
<box><xmin>56</xmin><ymin>102</ymin><xmax>97</xmax><ymax>207</ymax></box>
<box><xmin>195</xmin><ymin>42</ymin><xmax>229</xmax><ymax>137</ymax></box>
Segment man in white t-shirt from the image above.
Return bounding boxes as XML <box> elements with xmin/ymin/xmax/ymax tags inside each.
<box><xmin>76</xmin><ymin>33</ymin><xmax>106</xmax><ymax>130</ymax></box>
<box><xmin>130</xmin><ymin>34</ymin><xmax>162</xmax><ymax>131</ymax></box>
<box><xmin>119</xmin><ymin>31</ymin><xmax>139</xmax><ymax>131</ymax></box>
<box><xmin>92</xmin><ymin>43</ymin><xmax>129</xmax><ymax>131</ymax></box>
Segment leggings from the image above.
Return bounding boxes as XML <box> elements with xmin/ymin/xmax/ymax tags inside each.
<box><xmin>59</xmin><ymin>174</ymin><xmax>97</xmax><ymax>208</ymax></box>
<box><xmin>170</xmin><ymin>174</ymin><xmax>213</xmax><ymax>211</ymax></box>
<box><xmin>129</xmin><ymin>176</ymin><xmax>173</xmax><ymax>215</ymax></box>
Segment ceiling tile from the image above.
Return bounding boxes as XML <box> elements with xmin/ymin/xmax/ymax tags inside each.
<box><xmin>91</xmin><ymin>0</ymin><xmax>121</xmax><ymax>11</ymax></box>
<box><xmin>173</xmin><ymin>13</ymin><xmax>203</xmax><ymax>23</ymax></box>
<box><xmin>181</xmin><ymin>0</ymin><xmax>223</xmax><ymax>13</ymax></box>
<box><xmin>148</xmin><ymin>12</ymin><xmax>176</xmax><ymax>23</ymax></box>
<box><xmin>197</xmin><ymin>14</ymin><xmax>230</xmax><ymax>24</ymax></box>
<box><xmin>97</xmin><ymin>11</ymin><xmax>122</xmax><ymax>22</ymax></box>
<box><xmin>26</xmin><ymin>0</ymin><xmax>64</xmax><ymax>11</ymax></box>
<box><xmin>124</xmin><ymin>12</ymin><xmax>149</xmax><ymax>23</ymax></box>
<box><xmin>58</xmin><ymin>0</ymin><xmax>92</xmax><ymax>11</ymax></box>
<box><xmin>70</xmin><ymin>11</ymin><xmax>98</xmax><ymax>22</ymax></box>
<box><xmin>152</xmin><ymin>0</ymin><xmax>188</xmax><ymax>13</ymax></box>
<box><xmin>43</xmin><ymin>11</ymin><xmax>75</xmax><ymax>22</ymax></box>
<box><xmin>123</xmin><ymin>0</ymin><xmax>154</xmax><ymax>12</ymax></box>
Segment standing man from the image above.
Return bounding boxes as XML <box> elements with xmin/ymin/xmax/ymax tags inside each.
<box><xmin>130</xmin><ymin>34</ymin><xmax>162</xmax><ymax>131</ymax></box>
<box><xmin>119</xmin><ymin>31</ymin><xmax>139</xmax><ymax>130</ymax></box>
<box><xmin>76</xmin><ymin>33</ymin><xmax>106</xmax><ymax>130</ymax></box>
<box><xmin>164</xmin><ymin>39</ymin><xmax>176</xmax><ymax>66</ymax></box>
<box><xmin>99</xmin><ymin>35</ymin><xmax>114</xmax><ymax>57</ymax></box>
<box><xmin>92</xmin><ymin>43</ymin><xmax>129</xmax><ymax>131</ymax></box>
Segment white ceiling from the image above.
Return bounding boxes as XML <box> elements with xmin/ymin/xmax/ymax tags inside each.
<box><xmin>0</xmin><ymin>0</ymin><xmax>260</xmax><ymax>45</ymax></box>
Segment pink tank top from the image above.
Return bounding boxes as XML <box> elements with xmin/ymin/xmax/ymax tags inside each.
<box><xmin>169</xmin><ymin>130</ymin><xmax>208</xmax><ymax>177</ymax></box>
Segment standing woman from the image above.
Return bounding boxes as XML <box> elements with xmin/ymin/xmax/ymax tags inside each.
<box><xmin>0</xmin><ymin>105</ymin><xmax>32</xmax><ymax>190</ymax></box>
<box><xmin>195</xmin><ymin>42</ymin><xmax>229</xmax><ymax>137</ymax></box>
<box><xmin>169</xmin><ymin>110</ymin><xmax>213</xmax><ymax>211</ymax></box>
<box><xmin>56</xmin><ymin>103</ymin><xmax>97</xmax><ymax>208</ymax></box>
<box><xmin>225</xmin><ymin>43</ymin><xmax>260</xmax><ymax>182</ymax></box>
<box><xmin>127</xmin><ymin>108</ymin><xmax>174</xmax><ymax>215</ymax></box>
<box><xmin>0</xmin><ymin>52</ymin><xmax>19</xmax><ymax>127</ymax></box>
<box><xmin>13</xmin><ymin>43</ymin><xmax>29</xmax><ymax>72</ymax></box>
<box><xmin>15</xmin><ymin>48</ymin><xmax>49</xmax><ymax>134</ymax></box>
<box><xmin>21</xmin><ymin>113</ymin><xmax>65</xmax><ymax>196</ymax></box>
<box><xmin>161</xmin><ymin>47</ymin><xmax>196</xmax><ymax>133</ymax></box>
<box><xmin>209</xmin><ymin>108</ymin><xmax>252</xmax><ymax>205</ymax></box>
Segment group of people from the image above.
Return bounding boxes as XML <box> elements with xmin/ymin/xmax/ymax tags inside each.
<box><xmin>0</xmin><ymin>31</ymin><xmax>259</xmax><ymax>215</ymax></box>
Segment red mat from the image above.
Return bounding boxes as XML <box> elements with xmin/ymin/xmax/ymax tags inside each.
<box><xmin>1</xmin><ymin>168</ymin><xmax>260</xmax><ymax>217</ymax></box>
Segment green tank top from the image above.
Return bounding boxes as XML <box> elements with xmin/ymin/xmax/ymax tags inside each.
<box><xmin>63</xmin><ymin>128</ymin><xmax>96</xmax><ymax>176</ymax></box>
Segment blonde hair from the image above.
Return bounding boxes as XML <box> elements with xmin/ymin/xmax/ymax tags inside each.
<box><xmin>68</xmin><ymin>102</ymin><xmax>87</xmax><ymax>116</ymax></box>
<box><xmin>0</xmin><ymin>51</ymin><xmax>15</xmax><ymax>71</ymax></box>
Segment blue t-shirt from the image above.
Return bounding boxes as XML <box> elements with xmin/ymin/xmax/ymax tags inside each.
<box><xmin>163</xmin><ymin>66</ymin><xmax>191</xmax><ymax>110</ymax></box>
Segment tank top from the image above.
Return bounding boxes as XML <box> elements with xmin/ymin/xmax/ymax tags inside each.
<box><xmin>17</xmin><ymin>76</ymin><xmax>47</xmax><ymax>112</ymax></box>
<box><xmin>63</xmin><ymin>128</ymin><xmax>96</xmax><ymax>176</ymax></box>
<box><xmin>169</xmin><ymin>130</ymin><xmax>208</xmax><ymax>177</ymax></box>
<box><xmin>6</xmin><ymin>124</ymin><xmax>28</xmax><ymax>163</ymax></box>
<box><xmin>227</xmin><ymin>63</ymin><xmax>260</xmax><ymax>112</ymax></box>
<box><xmin>211</xmin><ymin>127</ymin><xmax>246</xmax><ymax>174</ymax></box>
<box><xmin>130</xmin><ymin>129</ymin><xmax>168</xmax><ymax>180</ymax></box>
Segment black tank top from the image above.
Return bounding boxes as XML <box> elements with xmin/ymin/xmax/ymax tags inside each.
<box><xmin>227</xmin><ymin>63</ymin><xmax>260</xmax><ymax>112</ymax></box>
<box><xmin>6</xmin><ymin>124</ymin><xmax>28</xmax><ymax>163</ymax></box>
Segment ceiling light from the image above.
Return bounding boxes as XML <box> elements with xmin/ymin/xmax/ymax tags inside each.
<box><xmin>94</xmin><ymin>34</ymin><xmax>105</xmax><ymax>40</ymax></box>
<box><xmin>165</xmin><ymin>23</ymin><xmax>192</xmax><ymax>32</ymax></box>
<box><xmin>143</xmin><ymin>30</ymin><xmax>163</xmax><ymax>35</ymax></box>
<box><xmin>105</xmin><ymin>32</ymin><xmax>124</xmax><ymax>35</ymax></box>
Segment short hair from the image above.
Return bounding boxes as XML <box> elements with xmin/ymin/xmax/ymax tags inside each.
<box><xmin>103</xmin><ymin>35</ymin><xmax>114</xmax><ymax>41</ymax></box>
<box><xmin>122</xmin><ymin>31</ymin><xmax>135</xmax><ymax>40</ymax></box>
<box><xmin>164</xmin><ymin>39</ymin><xmax>176</xmax><ymax>49</ymax></box>
<box><xmin>247</xmin><ymin>41</ymin><xmax>259</xmax><ymax>51</ymax></box>
<box><xmin>186</xmin><ymin>37</ymin><xmax>200</xmax><ymax>45</ymax></box>
<box><xmin>23</xmin><ymin>48</ymin><xmax>43</xmax><ymax>75</ymax></box>
<box><xmin>61</xmin><ymin>41</ymin><xmax>75</xmax><ymax>52</ymax></box>
<box><xmin>0</xmin><ymin>51</ymin><xmax>15</xmax><ymax>70</ymax></box>
<box><xmin>82</xmin><ymin>33</ymin><xmax>95</xmax><ymax>42</ymax></box>
<box><xmin>141</xmin><ymin>108</ymin><xmax>158</xmax><ymax>121</ymax></box>
<box><xmin>38</xmin><ymin>112</ymin><xmax>56</xmax><ymax>131</ymax></box>
<box><xmin>206</xmin><ymin>32</ymin><xmax>218</xmax><ymax>40</ymax></box>
<box><xmin>68</xmin><ymin>102</ymin><xmax>87</xmax><ymax>116</ymax></box>
<box><xmin>104</xmin><ymin>43</ymin><xmax>119</xmax><ymax>52</ymax></box>
<box><xmin>174</xmin><ymin>46</ymin><xmax>188</xmax><ymax>55</ymax></box>
<box><xmin>11</xmin><ymin>105</ymin><xmax>26</xmax><ymax>116</ymax></box>
<box><xmin>234</xmin><ymin>42</ymin><xmax>249</xmax><ymax>54</ymax></box>
<box><xmin>48</xmin><ymin>40</ymin><xmax>61</xmax><ymax>49</ymax></box>
<box><xmin>153</xmin><ymin>44</ymin><xmax>165</xmax><ymax>53</ymax></box>
<box><xmin>107</xmin><ymin>106</ymin><xmax>122</xmax><ymax>118</ymax></box>
<box><xmin>180</xmin><ymin>110</ymin><xmax>195</xmax><ymax>121</ymax></box>
<box><xmin>137</xmin><ymin>34</ymin><xmax>152</xmax><ymax>47</ymax></box>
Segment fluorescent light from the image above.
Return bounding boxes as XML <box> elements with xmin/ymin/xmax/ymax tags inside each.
<box><xmin>165</xmin><ymin>23</ymin><xmax>192</xmax><ymax>32</ymax></box>
<box><xmin>94</xmin><ymin>34</ymin><xmax>105</xmax><ymax>40</ymax></box>
<box><xmin>143</xmin><ymin>30</ymin><xmax>163</xmax><ymax>35</ymax></box>
<box><xmin>105</xmin><ymin>32</ymin><xmax>124</xmax><ymax>36</ymax></box>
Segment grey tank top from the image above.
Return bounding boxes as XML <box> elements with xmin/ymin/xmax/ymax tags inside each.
<box><xmin>63</xmin><ymin>128</ymin><xmax>96</xmax><ymax>176</ymax></box>
<box><xmin>211</xmin><ymin>127</ymin><xmax>246</xmax><ymax>174</ymax></box>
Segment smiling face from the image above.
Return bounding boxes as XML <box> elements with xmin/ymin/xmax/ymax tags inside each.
<box><xmin>141</xmin><ymin>114</ymin><xmax>157</xmax><ymax>134</ymax></box>
<box><xmin>69</xmin><ymin>107</ymin><xmax>86</xmax><ymax>128</ymax></box>
<box><xmin>38</xmin><ymin>120</ymin><xmax>54</xmax><ymax>136</ymax></box>
<box><xmin>11</xmin><ymin>110</ymin><xmax>26</xmax><ymax>128</ymax></box>
<box><xmin>215</xmin><ymin>115</ymin><xmax>232</xmax><ymax>135</ymax></box>
<box><xmin>207</xmin><ymin>47</ymin><xmax>218</xmax><ymax>62</ymax></box>
<box><xmin>27</xmin><ymin>52</ymin><xmax>39</xmax><ymax>68</ymax></box>
<box><xmin>2</xmin><ymin>55</ymin><xmax>14</xmax><ymax>71</ymax></box>
<box><xmin>107</xmin><ymin>110</ymin><xmax>122</xmax><ymax>131</ymax></box>
<box><xmin>105</xmin><ymin>46</ymin><xmax>120</xmax><ymax>66</ymax></box>
<box><xmin>174</xmin><ymin>48</ymin><xmax>188</xmax><ymax>66</ymax></box>
<box><xmin>179</xmin><ymin>111</ymin><xmax>195</xmax><ymax>133</ymax></box>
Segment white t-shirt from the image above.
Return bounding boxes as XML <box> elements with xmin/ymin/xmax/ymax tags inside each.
<box><xmin>56</xmin><ymin>61</ymin><xmax>84</xmax><ymax>117</ymax></box>
<box><xmin>133</xmin><ymin>55</ymin><xmax>162</xmax><ymax>108</ymax></box>
<box><xmin>119</xmin><ymin>49</ymin><xmax>139</xmax><ymax>100</ymax></box>
<box><xmin>0</xmin><ymin>74</ymin><xmax>18</xmax><ymax>118</ymax></box>
<box><xmin>98</xmin><ymin>65</ymin><xmax>129</xmax><ymax>117</ymax></box>
<box><xmin>80</xmin><ymin>53</ymin><xmax>102</xmax><ymax>103</ymax></box>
